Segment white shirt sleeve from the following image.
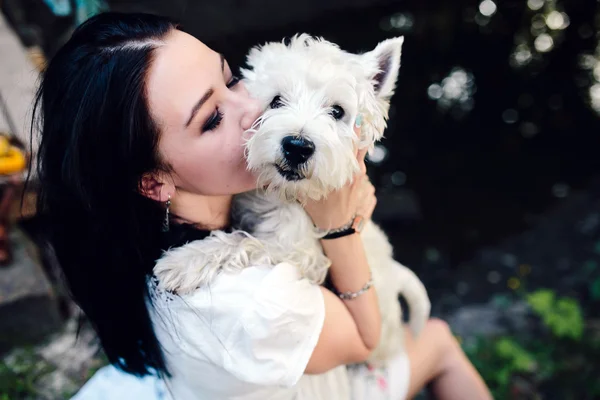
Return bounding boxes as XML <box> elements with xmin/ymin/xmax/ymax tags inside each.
<box><xmin>222</xmin><ymin>262</ymin><xmax>325</xmax><ymax>387</ymax></box>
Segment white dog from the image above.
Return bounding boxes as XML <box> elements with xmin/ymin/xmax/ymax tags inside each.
<box><xmin>154</xmin><ymin>35</ymin><xmax>431</xmax><ymax>364</ymax></box>
<box><xmin>234</xmin><ymin>35</ymin><xmax>430</xmax><ymax>363</ymax></box>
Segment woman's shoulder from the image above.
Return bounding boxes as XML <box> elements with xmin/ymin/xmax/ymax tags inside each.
<box><xmin>146</xmin><ymin>263</ymin><xmax>288</xmax><ymax>362</ymax></box>
<box><xmin>148</xmin><ymin>260</ymin><xmax>326</xmax><ymax>388</ymax></box>
<box><xmin>147</xmin><ymin>261</ymin><xmax>325</xmax><ymax>386</ymax></box>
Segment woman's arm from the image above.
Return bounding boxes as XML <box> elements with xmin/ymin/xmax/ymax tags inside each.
<box><xmin>304</xmin><ymin>140</ymin><xmax>382</xmax><ymax>374</ymax></box>
<box><xmin>321</xmin><ymin>233</ymin><xmax>381</xmax><ymax>350</ymax></box>
<box><xmin>305</xmin><ymin>232</ymin><xmax>381</xmax><ymax>374</ymax></box>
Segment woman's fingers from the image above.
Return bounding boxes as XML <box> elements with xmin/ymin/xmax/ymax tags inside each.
<box><xmin>356</xmin><ymin>177</ymin><xmax>377</xmax><ymax>220</ymax></box>
<box><xmin>357</xmin><ymin>196</ymin><xmax>375</xmax><ymax>214</ymax></box>
<box><xmin>357</xmin><ymin>150</ymin><xmax>368</xmax><ymax>175</ymax></box>
<box><xmin>354</xmin><ymin>121</ymin><xmax>367</xmax><ymax>175</ymax></box>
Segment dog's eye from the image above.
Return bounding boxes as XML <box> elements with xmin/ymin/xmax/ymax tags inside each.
<box><xmin>329</xmin><ymin>105</ymin><xmax>345</xmax><ymax>120</ymax></box>
<box><xmin>270</xmin><ymin>95</ymin><xmax>284</xmax><ymax>109</ymax></box>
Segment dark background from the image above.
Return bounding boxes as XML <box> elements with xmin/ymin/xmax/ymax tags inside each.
<box><xmin>5</xmin><ymin>0</ymin><xmax>599</xmax><ymax>346</ymax></box>
<box><xmin>2</xmin><ymin>0</ymin><xmax>600</xmax><ymax>397</ymax></box>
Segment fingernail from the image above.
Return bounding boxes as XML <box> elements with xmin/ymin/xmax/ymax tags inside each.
<box><xmin>355</xmin><ymin>114</ymin><xmax>363</xmax><ymax>128</ymax></box>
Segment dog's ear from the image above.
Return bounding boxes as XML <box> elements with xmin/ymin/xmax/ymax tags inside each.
<box><xmin>361</xmin><ymin>37</ymin><xmax>404</xmax><ymax>99</ymax></box>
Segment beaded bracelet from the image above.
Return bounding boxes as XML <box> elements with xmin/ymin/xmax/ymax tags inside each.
<box><xmin>334</xmin><ymin>272</ymin><xmax>374</xmax><ymax>300</ymax></box>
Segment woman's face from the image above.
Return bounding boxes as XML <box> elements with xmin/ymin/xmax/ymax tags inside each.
<box><xmin>146</xmin><ymin>30</ymin><xmax>262</xmax><ymax>198</ymax></box>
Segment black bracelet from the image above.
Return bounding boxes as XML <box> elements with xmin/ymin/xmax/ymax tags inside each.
<box><xmin>320</xmin><ymin>214</ymin><xmax>365</xmax><ymax>240</ymax></box>
<box><xmin>322</xmin><ymin>227</ymin><xmax>357</xmax><ymax>240</ymax></box>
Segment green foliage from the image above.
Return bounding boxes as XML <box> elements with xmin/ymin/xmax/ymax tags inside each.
<box><xmin>526</xmin><ymin>290</ymin><xmax>584</xmax><ymax>340</ymax></box>
<box><xmin>494</xmin><ymin>338</ymin><xmax>536</xmax><ymax>372</ymax></box>
<box><xmin>0</xmin><ymin>349</ymin><xmax>54</xmax><ymax>400</ymax></box>
<box><xmin>463</xmin><ymin>289</ymin><xmax>600</xmax><ymax>399</ymax></box>
<box><xmin>464</xmin><ymin>336</ymin><xmax>538</xmax><ymax>398</ymax></box>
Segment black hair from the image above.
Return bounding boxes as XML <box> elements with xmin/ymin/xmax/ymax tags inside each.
<box><xmin>31</xmin><ymin>12</ymin><xmax>179</xmax><ymax>376</ymax></box>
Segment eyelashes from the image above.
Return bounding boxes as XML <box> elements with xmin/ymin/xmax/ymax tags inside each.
<box><xmin>201</xmin><ymin>74</ymin><xmax>241</xmax><ymax>133</ymax></box>
<box><xmin>202</xmin><ymin>109</ymin><xmax>223</xmax><ymax>132</ymax></box>
<box><xmin>227</xmin><ymin>75</ymin><xmax>240</xmax><ymax>88</ymax></box>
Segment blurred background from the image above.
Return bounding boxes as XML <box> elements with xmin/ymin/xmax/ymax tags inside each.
<box><xmin>1</xmin><ymin>0</ymin><xmax>599</xmax><ymax>398</ymax></box>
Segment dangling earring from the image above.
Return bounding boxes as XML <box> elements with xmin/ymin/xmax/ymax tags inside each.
<box><xmin>162</xmin><ymin>195</ymin><xmax>171</xmax><ymax>232</ymax></box>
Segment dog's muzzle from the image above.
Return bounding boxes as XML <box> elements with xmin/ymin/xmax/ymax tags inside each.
<box><xmin>277</xmin><ymin>136</ymin><xmax>315</xmax><ymax>181</ymax></box>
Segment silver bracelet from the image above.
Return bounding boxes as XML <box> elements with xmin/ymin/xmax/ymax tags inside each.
<box><xmin>325</xmin><ymin>215</ymin><xmax>356</xmax><ymax>235</ymax></box>
<box><xmin>318</xmin><ymin>214</ymin><xmax>366</xmax><ymax>240</ymax></box>
<box><xmin>335</xmin><ymin>272</ymin><xmax>374</xmax><ymax>300</ymax></box>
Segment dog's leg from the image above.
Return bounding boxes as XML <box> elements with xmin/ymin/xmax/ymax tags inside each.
<box><xmin>233</xmin><ymin>191</ymin><xmax>330</xmax><ymax>284</ymax></box>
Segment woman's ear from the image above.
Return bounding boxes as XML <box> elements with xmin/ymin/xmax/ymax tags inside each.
<box><xmin>140</xmin><ymin>172</ymin><xmax>174</xmax><ymax>202</ymax></box>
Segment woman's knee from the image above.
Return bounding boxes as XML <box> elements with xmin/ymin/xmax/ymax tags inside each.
<box><xmin>404</xmin><ymin>318</ymin><xmax>459</xmax><ymax>387</ymax></box>
<box><xmin>425</xmin><ymin>318</ymin><xmax>453</xmax><ymax>342</ymax></box>
<box><xmin>424</xmin><ymin>318</ymin><xmax>460</xmax><ymax>355</ymax></box>
<box><xmin>406</xmin><ymin>317</ymin><xmax>457</xmax><ymax>359</ymax></box>
<box><xmin>426</xmin><ymin>317</ymin><xmax>451</xmax><ymax>333</ymax></box>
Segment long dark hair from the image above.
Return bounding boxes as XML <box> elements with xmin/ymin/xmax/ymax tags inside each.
<box><xmin>31</xmin><ymin>12</ymin><xmax>178</xmax><ymax>376</ymax></box>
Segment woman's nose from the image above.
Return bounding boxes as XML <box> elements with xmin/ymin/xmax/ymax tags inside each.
<box><xmin>241</xmin><ymin>97</ymin><xmax>263</xmax><ymax>131</ymax></box>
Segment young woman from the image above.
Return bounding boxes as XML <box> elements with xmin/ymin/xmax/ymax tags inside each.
<box><xmin>33</xmin><ymin>12</ymin><xmax>492</xmax><ymax>399</ymax></box>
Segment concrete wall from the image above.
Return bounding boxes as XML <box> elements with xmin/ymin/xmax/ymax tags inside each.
<box><xmin>0</xmin><ymin>12</ymin><xmax>38</xmax><ymax>150</ymax></box>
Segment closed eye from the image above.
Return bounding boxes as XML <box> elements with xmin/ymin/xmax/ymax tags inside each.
<box><xmin>202</xmin><ymin>109</ymin><xmax>223</xmax><ymax>132</ymax></box>
<box><xmin>227</xmin><ymin>75</ymin><xmax>241</xmax><ymax>88</ymax></box>
<box><xmin>200</xmin><ymin>72</ymin><xmax>239</xmax><ymax>133</ymax></box>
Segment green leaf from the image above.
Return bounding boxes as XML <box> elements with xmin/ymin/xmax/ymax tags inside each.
<box><xmin>527</xmin><ymin>289</ymin><xmax>555</xmax><ymax>318</ymax></box>
<box><xmin>494</xmin><ymin>338</ymin><xmax>535</xmax><ymax>372</ymax></box>
<box><xmin>554</xmin><ymin>298</ymin><xmax>584</xmax><ymax>340</ymax></box>
<box><xmin>496</xmin><ymin>367</ymin><xmax>511</xmax><ymax>386</ymax></box>
<box><xmin>495</xmin><ymin>337</ymin><xmax>520</xmax><ymax>358</ymax></box>
<box><xmin>527</xmin><ymin>290</ymin><xmax>585</xmax><ymax>340</ymax></box>
<box><xmin>513</xmin><ymin>355</ymin><xmax>534</xmax><ymax>371</ymax></box>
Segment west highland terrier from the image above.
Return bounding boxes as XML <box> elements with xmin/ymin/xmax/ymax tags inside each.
<box><xmin>154</xmin><ymin>34</ymin><xmax>431</xmax><ymax>364</ymax></box>
<box><xmin>234</xmin><ymin>34</ymin><xmax>431</xmax><ymax>363</ymax></box>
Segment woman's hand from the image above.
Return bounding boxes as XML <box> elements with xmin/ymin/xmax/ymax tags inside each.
<box><xmin>356</xmin><ymin>174</ymin><xmax>376</xmax><ymax>222</ymax></box>
<box><xmin>303</xmin><ymin>126</ymin><xmax>376</xmax><ymax>230</ymax></box>
<box><xmin>304</xmin><ymin>125</ymin><xmax>383</xmax><ymax>370</ymax></box>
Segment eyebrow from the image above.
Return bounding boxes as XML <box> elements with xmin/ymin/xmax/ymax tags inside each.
<box><xmin>184</xmin><ymin>54</ymin><xmax>226</xmax><ymax>128</ymax></box>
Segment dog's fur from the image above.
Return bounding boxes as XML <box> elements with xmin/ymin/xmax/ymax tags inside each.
<box><xmin>154</xmin><ymin>35</ymin><xmax>431</xmax><ymax>364</ymax></box>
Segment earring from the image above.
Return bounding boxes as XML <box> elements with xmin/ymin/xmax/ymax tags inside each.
<box><xmin>162</xmin><ymin>195</ymin><xmax>171</xmax><ymax>232</ymax></box>
<box><xmin>355</xmin><ymin>113</ymin><xmax>364</xmax><ymax>128</ymax></box>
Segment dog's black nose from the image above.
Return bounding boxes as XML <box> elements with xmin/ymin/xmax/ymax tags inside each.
<box><xmin>281</xmin><ymin>136</ymin><xmax>315</xmax><ymax>167</ymax></box>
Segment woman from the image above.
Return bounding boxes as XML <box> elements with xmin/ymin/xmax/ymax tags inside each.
<box><xmin>33</xmin><ymin>12</ymin><xmax>492</xmax><ymax>400</ymax></box>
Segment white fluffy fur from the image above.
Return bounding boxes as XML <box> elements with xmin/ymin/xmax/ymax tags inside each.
<box><xmin>153</xmin><ymin>34</ymin><xmax>431</xmax><ymax>365</ymax></box>
<box><xmin>242</xmin><ymin>35</ymin><xmax>403</xmax><ymax>201</ymax></box>
<box><xmin>153</xmin><ymin>230</ymin><xmax>273</xmax><ymax>294</ymax></box>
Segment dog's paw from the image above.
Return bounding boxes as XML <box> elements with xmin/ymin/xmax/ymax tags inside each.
<box><xmin>153</xmin><ymin>242</ymin><xmax>215</xmax><ymax>295</ymax></box>
<box><xmin>153</xmin><ymin>231</ymin><xmax>272</xmax><ymax>295</ymax></box>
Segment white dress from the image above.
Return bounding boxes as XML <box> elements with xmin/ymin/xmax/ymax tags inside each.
<box><xmin>148</xmin><ymin>262</ymin><xmax>410</xmax><ymax>400</ymax></box>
